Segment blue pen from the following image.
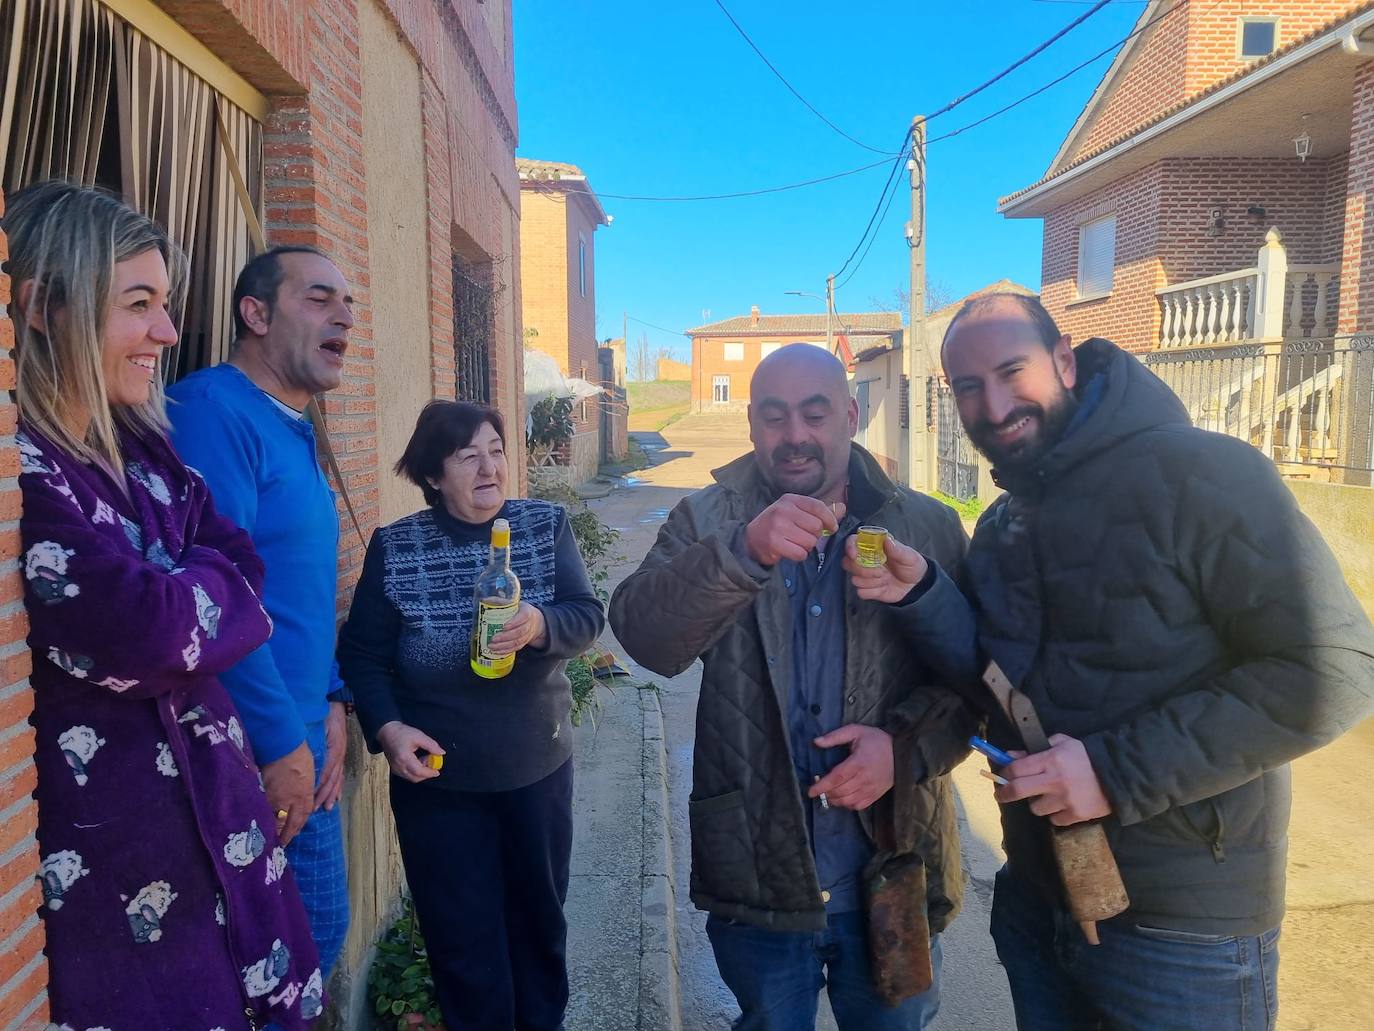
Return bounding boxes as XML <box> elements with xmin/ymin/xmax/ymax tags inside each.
<box><xmin>969</xmin><ymin>735</ymin><xmax>1016</xmax><ymax>768</ymax></box>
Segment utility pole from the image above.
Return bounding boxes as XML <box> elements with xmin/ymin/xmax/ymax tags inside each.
<box><xmin>826</xmin><ymin>273</ymin><xmax>836</xmax><ymax>355</ymax></box>
<box><xmin>904</xmin><ymin>115</ymin><xmax>930</xmax><ymax>492</ymax></box>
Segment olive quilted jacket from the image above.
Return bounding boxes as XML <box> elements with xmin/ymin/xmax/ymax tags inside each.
<box><xmin>610</xmin><ymin>444</ymin><xmax>980</xmax><ymax>932</ymax></box>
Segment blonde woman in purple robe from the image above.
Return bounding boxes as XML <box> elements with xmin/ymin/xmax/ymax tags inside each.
<box><xmin>4</xmin><ymin>181</ymin><xmax>321</xmax><ymax>1030</ymax></box>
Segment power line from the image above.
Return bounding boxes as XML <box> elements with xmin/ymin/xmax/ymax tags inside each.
<box><xmin>832</xmin><ymin>127</ymin><xmax>912</xmax><ymax>280</ymax></box>
<box><xmin>839</xmin><ymin>144</ymin><xmax>920</xmax><ymax>291</ymax></box>
<box><xmin>626</xmin><ymin>314</ymin><xmax>685</xmax><ymax>336</ymax></box>
<box><xmin>927</xmin><ymin>0</ymin><xmax>1190</xmax><ymax>145</ymax></box>
<box><xmin>924</xmin><ymin>0</ymin><xmax>1112</xmax><ymax>122</ymax></box>
<box><xmin>710</xmin><ymin>0</ymin><xmax>895</xmax><ymax>155</ymax></box>
<box><xmin>596</xmin><ymin>156</ymin><xmax>893</xmax><ymax>202</ymax></box>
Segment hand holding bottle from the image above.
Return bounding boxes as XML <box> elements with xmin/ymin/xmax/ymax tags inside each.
<box><xmin>486</xmin><ymin>602</ymin><xmax>547</xmax><ymax>655</ymax></box>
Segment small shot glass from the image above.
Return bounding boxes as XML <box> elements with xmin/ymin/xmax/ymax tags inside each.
<box><xmin>818</xmin><ymin>501</ymin><xmax>841</xmax><ymax>537</ymax></box>
<box><xmin>855</xmin><ymin>525</ymin><xmax>889</xmax><ymax>567</ymax></box>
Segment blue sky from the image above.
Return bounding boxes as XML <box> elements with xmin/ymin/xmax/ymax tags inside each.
<box><xmin>513</xmin><ymin>0</ymin><xmax>1148</xmax><ymax>362</ymax></box>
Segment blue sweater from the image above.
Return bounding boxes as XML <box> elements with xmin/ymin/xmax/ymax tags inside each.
<box><xmin>167</xmin><ymin>363</ymin><xmax>341</xmax><ymax>763</ymax></box>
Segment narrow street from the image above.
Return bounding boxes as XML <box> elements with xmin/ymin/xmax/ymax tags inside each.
<box><xmin>570</xmin><ymin>411</ymin><xmax>1373</xmax><ymax>1031</ymax></box>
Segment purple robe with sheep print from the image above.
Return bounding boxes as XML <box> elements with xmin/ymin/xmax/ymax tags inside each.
<box><xmin>18</xmin><ymin>424</ymin><xmax>323</xmax><ymax>1031</ymax></box>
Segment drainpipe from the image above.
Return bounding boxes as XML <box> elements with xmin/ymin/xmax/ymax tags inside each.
<box><xmin>1340</xmin><ymin>11</ymin><xmax>1374</xmax><ymax>56</ymax></box>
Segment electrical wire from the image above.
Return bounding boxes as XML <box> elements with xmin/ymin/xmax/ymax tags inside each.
<box><xmin>627</xmin><ymin>314</ymin><xmax>686</xmax><ymax>336</ymax></box>
<box><xmin>836</xmin><ymin>156</ymin><xmax>907</xmax><ymax>292</ymax></box>
<box><xmin>596</xmin><ymin>156</ymin><xmax>893</xmax><ymax>202</ymax></box>
<box><xmin>927</xmin><ymin>0</ymin><xmax>1190</xmax><ymax>145</ymax></box>
<box><xmin>924</xmin><ymin>0</ymin><xmax>1112</xmax><ymax>123</ymax></box>
<box><xmin>831</xmin><ymin>127</ymin><xmax>913</xmax><ymax>281</ymax></box>
<box><xmin>710</xmin><ymin>0</ymin><xmax>895</xmax><ymax>155</ymax></box>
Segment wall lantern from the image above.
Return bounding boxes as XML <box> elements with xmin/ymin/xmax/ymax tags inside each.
<box><xmin>1293</xmin><ymin>114</ymin><xmax>1313</xmax><ymax>162</ymax></box>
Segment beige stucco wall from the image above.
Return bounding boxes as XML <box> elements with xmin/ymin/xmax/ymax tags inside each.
<box><xmin>1288</xmin><ymin>480</ymin><xmax>1374</xmax><ymax>621</ymax></box>
<box><xmin>363</xmin><ymin>0</ymin><xmax>433</xmax><ymax>526</ymax></box>
<box><xmin>333</xmin><ymin>0</ymin><xmax>422</xmax><ymax>1010</ymax></box>
<box><xmin>851</xmin><ymin>350</ymin><xmax>902</xmax><ymax>481</ymax></box>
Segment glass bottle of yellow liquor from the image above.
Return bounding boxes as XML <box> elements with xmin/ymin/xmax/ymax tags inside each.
<box><xmin>470</xmin><ymin>518</ymin><xmax>521</xmax><ymax>679</ymax></box>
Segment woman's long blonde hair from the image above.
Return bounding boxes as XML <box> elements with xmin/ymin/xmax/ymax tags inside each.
<box><xmin>3</xmin><ymin>180</ymin><xmax>187</xmax><ymax>473</ymax></box>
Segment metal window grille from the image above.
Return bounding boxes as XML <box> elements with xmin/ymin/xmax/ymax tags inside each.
<box><xmin>453</xmin><ymin>255</ymin><xmax>493</xmax><ymax>403</ymax></box>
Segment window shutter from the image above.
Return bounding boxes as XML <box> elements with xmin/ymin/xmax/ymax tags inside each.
<box><xmin>1078</xmin><ymin>216</ymin><xmax>1116</xmax><ymax>297</ymax></box>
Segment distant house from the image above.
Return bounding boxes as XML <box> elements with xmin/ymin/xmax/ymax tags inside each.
<box><xmin>686</xmin><ymin>306</ymin><xmax>903</xmax><ymax>413</ymax></box>
<box><xmin>518</xmin><ymin>158</ymin><xmax>611</xmax><ymax>483</ymax></box>
<box><xmin>999</xmin><ymin>1</ymin><xmax>1374</xmax><ymax>482</ymax></box>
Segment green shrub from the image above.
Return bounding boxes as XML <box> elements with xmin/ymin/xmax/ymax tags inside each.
<box><xmin>369</xmin><ymin>898</ymin><xmax>441</xmax><ymax>1030</ymax></box>
<box><xmin>933</xmin><ymin>490</ymin><xmax>984</xmax><ymax>522</ymax></box>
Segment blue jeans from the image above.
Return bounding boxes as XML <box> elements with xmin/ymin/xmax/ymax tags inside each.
<box><xmin>706</xmin><ymin>910</ymin><xmax>942</xmax><ymax>1030</ymax></box>
<box><xmin>991</xmin><ymin>865</ymin><xmax>1280</xmax><ymax>1031</ymax></box>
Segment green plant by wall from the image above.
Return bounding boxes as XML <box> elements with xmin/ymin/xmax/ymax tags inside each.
<box><xmin>369</xmin><ymin>897</ymin><xmax>441</xmax><ymax>1029</ymax></box>
<box><xmin>933</xmin><ymin>490</ymin><xmax>984</xmax><ymax>522</ymax></box>
<box><xmin>529</xmin><ymin>481</ymin><xmax>621</xmax><ymax>604</ymax></box>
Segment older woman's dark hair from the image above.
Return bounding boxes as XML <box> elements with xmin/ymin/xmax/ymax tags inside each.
<box><xmin>395</xmin><ymin>401</ymin><xmax>506</xmax><ymax>506</ymax></box>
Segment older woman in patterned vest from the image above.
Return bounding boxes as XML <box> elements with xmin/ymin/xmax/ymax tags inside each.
<box><xmin>6</xmin><ymin>181</ymin><xmax>321</xmax><ymax>1031</ymax></box>
<box><xmin>339</xmin><ymin>400</ymin><xmax>606</xmax><ymax>1031</ymax></box>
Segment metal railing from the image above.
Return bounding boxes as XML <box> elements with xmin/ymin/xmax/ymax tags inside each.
<box><xmin>1144</xmin><ymin>337</ymin><xmax>1374</xmax><ymax>474</ymax></box>
<box><xmin>935</xmin><ymin>381</ymin><xmax>980</xmax><ymax>501</ymax></box>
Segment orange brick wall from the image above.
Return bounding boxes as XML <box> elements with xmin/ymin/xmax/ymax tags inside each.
<box><xmin>1074</xmin><ymin>2</ymin><xmax>1190</xmax><ymax>161</ymax></box>
<box><xmin>1339</xmin><ymin>60</ymin><xmax>1374</xmax><ymax>335</ymax></box>
<box><xmin>0</xmin><ymin>3</ymin><xmax>523</xmax><ymax>1023</ymax></box>
<box><xmin>1041</xmin><ymin>155</ymin><xmax>1350</xmax><ymax>351</ymax></box>
<box><xmin>0</xmin><ymin>188</ymin><xmax>49</xmax><ymax>1031</ymax></box>
<box><xmin>1181</xmin><ymin>2</ymin><xmax>1359</xmax><ymax>97</ymax></box>
<box><xmin>1073</xmin><ymin>2</ymin><xmax>1359</xmax><ymax>163</ymax></box>
<box><xmin>1040</xmin><ymin>162</ymin><xmax>1165</xmax><ymax>352</ymax></box>
<box><xmin>520</xmin><ymin>190</ymin><xmax>572</xmax><ymax>369</ymax></box>
<box><xmin>519</xmin><ymin>186</ymin><xmax>603</xmax><ymax>465</ymax></box>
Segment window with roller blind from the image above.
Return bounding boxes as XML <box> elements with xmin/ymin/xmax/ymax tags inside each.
<box><xmin>1077</xmin><ymin>215</ymin><xmax>1116</xmax><ymax>299</ymax></box>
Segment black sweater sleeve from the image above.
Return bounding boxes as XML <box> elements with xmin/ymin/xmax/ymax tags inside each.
<box><xmin>337</xmin><ymin>532</ymin><xmax>405</xmax><ymax>753</ymax></box>
<box><xmin>529</xmin><ymin>509</ymin><xmax>607</xmax><ymax>660</ymax></box>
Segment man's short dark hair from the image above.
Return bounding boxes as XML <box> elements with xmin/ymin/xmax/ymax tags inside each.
<box><xmin>941</xmin><ymin>292</ymin><xmax>1063</xmax><ymax>356</ymax></box>
<box><xmin>394</xmin><ymin>400</ymin><xmax>506</xmax><ymax>507</ymax></box>
<box><xmin>232</xmin><ymin>245</ymin><xmax>327</xmax><ymax>340</ymax></box>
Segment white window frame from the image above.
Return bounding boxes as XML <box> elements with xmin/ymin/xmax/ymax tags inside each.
<box><xmin>1076</xmin><ymin>214</ymin><xmax>1116</xmax><ymax>300</ymax></box>
<box><xmin>578</xmin><ymin>235</ymin><xmax>588</xmax><ymax>297</ymax></box>
<box><xmin>712</xmin><ymin>375</ymin><xmax>730</xmax><ymax>404</ymax></box>
<box><xmin>1237</xmin><ymin>17</ymin><xmax>1279</xmax><ymax>60</ymax></box>
<box><xmin>760</xmin><ymin>341</ymin><xmax>781</xmax><ymax>359</ymax></box>
<box><xmin>723</xmin><ymin>341</ymin><xmax>744</xmax><ymax>362</ymax></box>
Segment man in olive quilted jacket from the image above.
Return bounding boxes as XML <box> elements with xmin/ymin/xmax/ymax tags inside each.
<box><xmin>943</xmin><ymin>293</ymin><xmax>1374</xmax><ymax>1031</ymax></box>
<box><xmin>610</xmin><ymin>344</ymin><xmax>981</xmax><ymax>1031</ymax></box>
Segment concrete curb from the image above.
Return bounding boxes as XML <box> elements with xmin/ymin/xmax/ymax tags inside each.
<box><xmin>637</xmin><ymin>686</ymin><xmax>682</xmax><ymax>1031</ymax></box>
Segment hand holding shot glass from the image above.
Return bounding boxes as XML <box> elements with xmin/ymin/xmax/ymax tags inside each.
<box><xmin>842</xmin><ymin>527</ymin><xmax>932</xmax><ymax>604</ymax></box>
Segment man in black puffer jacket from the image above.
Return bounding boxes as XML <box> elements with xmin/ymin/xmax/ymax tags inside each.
<box><xmin>942</xmin><ymin>294</ymin><xmax>1374</xmax><ymax>1031</ymax></box>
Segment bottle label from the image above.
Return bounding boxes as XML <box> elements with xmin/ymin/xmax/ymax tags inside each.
<box><xmin>475</xmin><ymin>600</ymin><xmax>519</xmax><ymax>661</ymax></box>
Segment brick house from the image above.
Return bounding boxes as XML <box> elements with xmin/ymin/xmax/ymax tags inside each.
<box><xmin>1000</xmin><ymin>1</ymin><xmax>1374</xmax><ymax>482</ymax></box>
<box><xmin>687</xmin><ymin>306</ymin><xmax>903</xmax><ymax>413</ymax></box>
<box><xmin>518</xmin><ymin>158</ymin><xmax>610</xmax><ymax>484</ymax></box>
<box><xmin>0</xmin><ymin>0</ymin><xmax>525</xmax><ymax>1023</ymax></box>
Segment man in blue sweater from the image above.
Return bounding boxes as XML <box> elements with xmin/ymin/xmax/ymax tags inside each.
<box><xmin>167</xmin><ymin>246</ymin><xmax>354</xmax><ymax>976</ymax></box>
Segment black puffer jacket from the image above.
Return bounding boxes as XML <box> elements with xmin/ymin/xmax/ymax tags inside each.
<box><xmin>965</xmin><ymin>338</ymin><xmax>1374</xmax><ymax>935</ymax></box>
<box><xmin>610</xmin><ymin>445</ymin><xmax>979</xmax><ymax>933</ymax></box>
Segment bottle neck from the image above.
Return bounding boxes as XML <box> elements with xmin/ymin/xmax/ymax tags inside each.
<box><xmin>488</xmin><ymin>542</ymin><xmax>510</xmax><ymax>569</ymax></box>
